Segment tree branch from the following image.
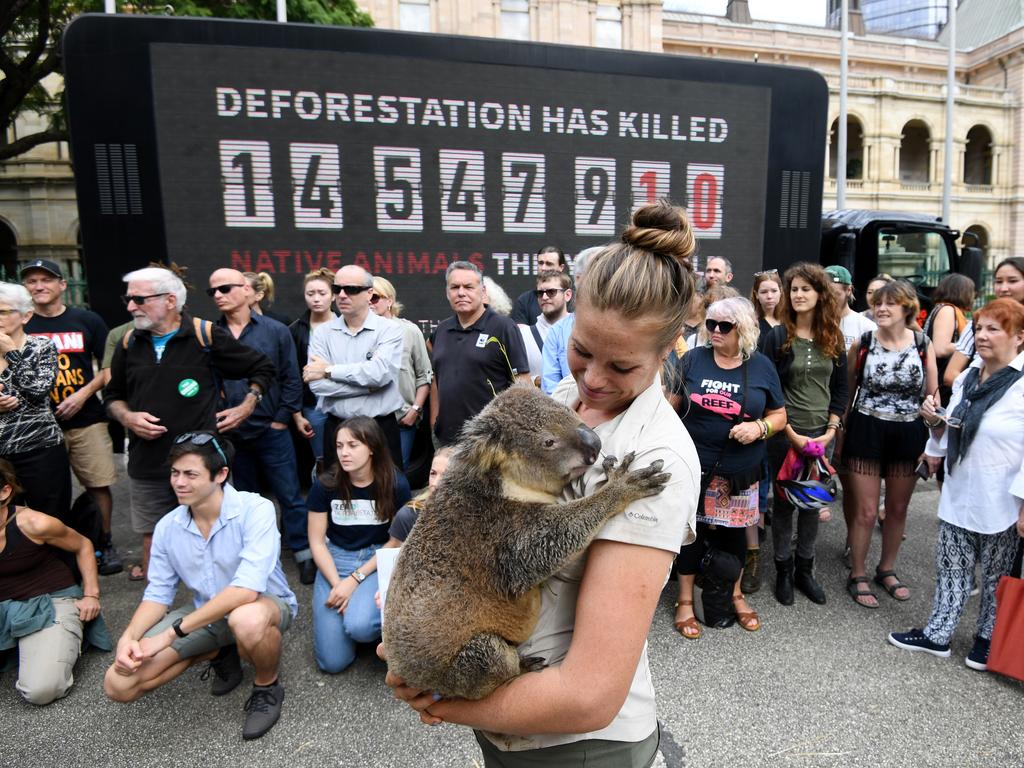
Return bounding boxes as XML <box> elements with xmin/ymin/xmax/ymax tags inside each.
<box><xmin>0</xmin><ymin>127</ymin><xmax>67</xmax><ymax>161</ymax></box>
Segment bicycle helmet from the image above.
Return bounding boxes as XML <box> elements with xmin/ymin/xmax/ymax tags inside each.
<box><xmin>778</xmin><ymin>479</ymin><xmax>836</xmax><ymax>511</ymax></box>
<box><xmin>807</xmin><ymin>455</ymin><xmax>839</xmax><ymax>497</ymax></box>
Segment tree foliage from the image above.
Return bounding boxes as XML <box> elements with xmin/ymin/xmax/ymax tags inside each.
<box><xmin>0</xmin><ymin>0</ymin><xmax>372</xmax><ymax>162</ymax></box>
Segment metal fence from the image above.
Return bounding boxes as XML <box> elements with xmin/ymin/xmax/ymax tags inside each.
<box><xmin>0</xmin><ymin>265</ymin><xmax>91</xmax><ymax>308</ymax></box>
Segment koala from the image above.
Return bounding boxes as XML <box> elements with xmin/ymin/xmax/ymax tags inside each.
<box><xmin>382</xmin><ymin>385</ymin><xmax>670</xmax><ymax>701</ymax></box>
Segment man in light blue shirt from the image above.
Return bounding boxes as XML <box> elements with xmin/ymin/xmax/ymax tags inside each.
<box><xmin>541</xmin><ymin>247</ymin><xmax>600</xmax><ymax>394</ymax></box>
<box><xmin>104</xmin><ymin>433</ymin><xmax>296</xmax><ymax>741</ymax></box>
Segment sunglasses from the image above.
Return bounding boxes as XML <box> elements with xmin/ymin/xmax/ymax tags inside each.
<box><xmin>174</xmin><ymin>432</ymin><xmax>229</xmax><ymax>466</ymax></box>
<box><xmin>205</xmin><ymin>283</ymin><xmax>245</xmax><ymax>297</ymax></box>
<box><xmin>705</xmin><ymin>319</ymin><xmax>736</xmax><ymax>334</ymax></box>
<box><xmin>122</xmin><ymin>292</ymin><xmax>168</xmax><ymax>306</ymax></box>
<box><xmin>534</xmin><ymin>288</ymin><xmax>566</xmax><ymax>299</ymax></box>
<box><xmin>369</xmin><ymin>293</ymin><xmax>386</xmax><ymax>305</ymax></box>
<box><xmin>332</xmin><ymin>284</ymin><xmax>372</xmax><ymax>296</ymax></box>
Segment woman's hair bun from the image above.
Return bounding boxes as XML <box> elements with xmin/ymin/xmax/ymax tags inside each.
<box><xmin>621</xmin><ymin>200</ymin><xmax>696</xmax><ymax>265</ymax></box>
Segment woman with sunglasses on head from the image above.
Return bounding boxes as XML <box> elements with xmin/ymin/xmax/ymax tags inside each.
<box><xmin>289</xmin><ymin>268</ymin><xmax>336</xmax><ymax>466</ymax></box>
<box><xmin>842</xmin><ymin>281</ymin><xmax>938</xmax><ymax>608</ymax></box>
<box><xmin>943</xmin><ymin>257</ymin><xmax>1024</xmax><ymax>389</ymax></box>
<box><xmin>761</xmin><ymin>263</ymin><xmax>849</xmax><ymax>606</ymax></box>
<box><xmin>387</xmin><ymin>201</ymin><xmax>700</xmax><ymax>768</ymax></box>
<box><xmin>890</xmin><ymin>298</ymin><xmax>1024</xmax><ymax>671</ymax></box>
<box><xmin>369</xmin><ymin>277</ymin><xmax>432</xmax><ymax>470</ymax></box>
<box><xmin>243</xmin><ymin>272</ymin><xmax>291</xmax><ymax>326</ymax></box>
<box><xmin>0</xmin><ymin>283</ymin><xmax>71</xmax><ymax>523</ymax></box>
<box><xmin>673</xmin><ymin>297</ymin><xmax>786</xmax><ymax>638</ymax></box>
<box><xmin>308</xmin><ymin>417</ymin><xmax>411</xmax><ymax>674</ymax></box>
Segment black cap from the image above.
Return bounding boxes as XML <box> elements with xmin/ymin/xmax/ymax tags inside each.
<box><xmin>19</xmin><ymin>259</ymin><xmax>64</xmax><ymax>280</ymax></box>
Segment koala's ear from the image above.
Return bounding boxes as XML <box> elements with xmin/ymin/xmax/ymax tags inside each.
<box><xmin>459</xmin><ymin>416</ymin><xmax>506</xmax><ymax>474</ymax></box>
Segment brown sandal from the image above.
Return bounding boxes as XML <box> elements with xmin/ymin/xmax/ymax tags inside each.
<box><xmin>674</xmin><ymin>600</ymin><xmax>702</xmax><ymax>640</ymax></box>
<box><xmin>732</xmin><ymin>596</ymin><xmax>761</xmax><ymax>632</ymax></box>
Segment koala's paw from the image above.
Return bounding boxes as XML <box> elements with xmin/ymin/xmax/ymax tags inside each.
<box><xmin>605</xmin><ymin>454</ymin><xmax>670</xmax><ymax>501</ymax></box>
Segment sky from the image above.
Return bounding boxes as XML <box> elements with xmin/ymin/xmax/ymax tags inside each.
<box><xmin>664</xmin><ymin>0</ymin><xmax>827</xmax><ymax>26</ymax></box>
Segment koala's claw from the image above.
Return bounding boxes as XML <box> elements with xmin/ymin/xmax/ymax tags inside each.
<box><xmin>601</xmin><ymin>455</ymin><xmax>617</xmax><ymax>474</ymax></box>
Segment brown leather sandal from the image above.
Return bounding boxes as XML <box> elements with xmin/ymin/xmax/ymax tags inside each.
<box><xmin>732</xmin><ymin>596</ymin><xmax>761</xmax><ymax>632</ymax></box>
<box><xmin>674</xmin><ymin>600</ymin><xmax>701</xmax><ymax>640</ymax></box>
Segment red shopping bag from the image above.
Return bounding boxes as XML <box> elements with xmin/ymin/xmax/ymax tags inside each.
<box><xmin>988</xmin><ymin>542</ymin><xmax>1024</xmax><ymax>682</ymax></box>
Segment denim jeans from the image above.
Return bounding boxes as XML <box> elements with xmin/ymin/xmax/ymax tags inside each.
<box><xmin>303</xmin><ymin>405</ymin><xmax>329</xmax><ymax>461</ymax></box>
<box><xmin>312</xmin><ymin>541</ymin><xmax>383</xmax><ymax>673</ymax></box>
<box><xmin>231</xmin><ymin>425</ymin><xmax>311</xmax><ymax>562</ymax></box>
<box><xmin>399</xmin><ymin>424</ymin><xmax>417</xmax><ymax>469</ymax></box>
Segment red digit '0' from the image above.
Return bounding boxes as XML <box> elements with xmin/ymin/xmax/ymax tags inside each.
<box><xmin>638</xmin><ymin>170</ymin><xmax>658</xmax><ymax>203</ymax></box>
<box><xmin>692</xmin><ymin>172</ymin><xmax>718</xmax><ymax>229</ymax></box>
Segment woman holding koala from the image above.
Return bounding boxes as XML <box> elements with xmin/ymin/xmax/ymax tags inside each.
<box><xmin>307</xmin><ymin>417</ymin><xmax>410</xmax><ymax>674</ymax></box>
<box><xmin>388</xmin><ymin>201</ymin><xmax>702</xmax><ymax>767</ymax></box>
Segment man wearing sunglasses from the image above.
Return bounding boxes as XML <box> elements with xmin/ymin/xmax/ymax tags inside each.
<box><xmin>511</xmin><ymin>246</ymin><xmax>568</xmax><ymax>326</ymax></box>
<box><xmin>518</xmin><ymin>270</ymin><xmax>573</xmax><ymax>386</ymax></box>
<box><xmin>303</xmin><ymin>265</ymin><xmax>405</xmax><ymax>468</ymax></box>
<box><xmin>105</xmin><ymin>267</ymin><xmax>276</xmax><ymax>581</ymax></box>
<box><xmin>209</xmin><ymin>268</ymin><xmax>315</xmax><ymax>584</ymax></box>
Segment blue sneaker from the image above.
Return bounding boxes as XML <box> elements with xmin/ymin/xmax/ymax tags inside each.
<box><xmin>965</xmin><ymin>635</ymin><xmax>990</xmax><ymax>671</ymax></box>
<box><xmin>887</xmin><ymin>628</ymin><xmax>951</xmax><ymax>658</ymax></box>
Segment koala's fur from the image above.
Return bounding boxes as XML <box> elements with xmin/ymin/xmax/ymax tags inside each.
<box><xmin>382</xmin><ymin>385</ymin><xmax>669</xmax><ymax>700</ymax></box>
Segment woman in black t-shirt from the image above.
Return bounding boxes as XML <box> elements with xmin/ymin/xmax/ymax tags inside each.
<box><xmin>308</xmin><ymin>417</ymin><xmax>411</xmax><ymax>674</ymax></box>
<box><xmin>673</xmin><ymin>298</ymin><xmax>786</xmax><ymax>639</ymax></box>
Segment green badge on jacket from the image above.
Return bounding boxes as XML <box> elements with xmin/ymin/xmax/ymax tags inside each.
<box><xmin>178</xmin><ymin>378</ymin><xmax>199</xmax><ymax>398</ymax></box>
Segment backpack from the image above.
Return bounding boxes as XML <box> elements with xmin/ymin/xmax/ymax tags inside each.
<box><xmin>122</xmin><ymin>316</ymin><xmax>214</xmax><ymax>352</ymax></box>
<box><xmin>853</xmin><ymin>329</ymin><xmax>929</xmax><ymax>402</ymax></box>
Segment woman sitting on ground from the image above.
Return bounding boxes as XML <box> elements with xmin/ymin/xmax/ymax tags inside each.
<box><xmin>308</xmin><ymin>417</ymin><xmax>411</xmax><ymax>674</ymax></box>
<box><xmin>0</xmin><ymin>458</ymin><xmax>109</xmax><ymax>705</ymax></box>
<box><xmin>889</xmin><ymin>298</ymin><xmax>1024</xmax><ymax>671</ymax></box>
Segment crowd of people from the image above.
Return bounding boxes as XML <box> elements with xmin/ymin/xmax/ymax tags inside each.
<box><xmin>0</xmin><ymin>212</ymin><xmax>1022</xmax><ymax>764</ymax></box>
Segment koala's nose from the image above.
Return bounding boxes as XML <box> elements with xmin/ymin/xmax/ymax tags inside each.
<box><xmin>576</xmin><ymin>425</ymin><xmax>602</xmax><ymax>466</ymax></box>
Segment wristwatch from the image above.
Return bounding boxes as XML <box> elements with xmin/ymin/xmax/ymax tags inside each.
<box><xmin>171</xmin><ymin>617</ymin><xmax>189</xmax><ymax>638</ymax></box>
<box><xmin>350</xmin><ymin>570</ymin><xmax>366</xmax><ymax>584</ymax></box>
<box><xmin>246</xmin><ymin>387</ymin><xmax>263</xmax><ymax>403</ymax></box>
<box><xmin>410</xmin><ymin>404</ymin><xmax>422</xmax><ymax>413</ymax></box>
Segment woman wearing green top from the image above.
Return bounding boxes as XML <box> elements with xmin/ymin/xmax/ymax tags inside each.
<box><xmin>761</xmin><ymin>263</ymin><xmax>849</xmax><ymax>606</ymax></box>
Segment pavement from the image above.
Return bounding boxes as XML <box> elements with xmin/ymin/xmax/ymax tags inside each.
<box><xmin>2</xmin><ymin>459</ymin><xmax>1022</xmax><ymax>768</ymax></box>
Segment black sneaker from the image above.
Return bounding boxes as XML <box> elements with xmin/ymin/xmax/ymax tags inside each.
<box><xmin>201</xmin><ymin>644</ymin><xmax>243</xmax><ymax>696</ymax></box>
<box><xmin>965</xmin><ymin>635</ymin><xmax>990</xmax><ymax>671</ymax></box>
<box><xmin>887</xmin><ymin>629</ymin><xmax>951</xmax><ymax>658</ymax></box>
<box><xmin>242</xmin><ymin>680</ymin><xmax>284</xmax><ymax>740</ymax></box>
<box><xmin>298</xmin><ymin>559</ymin><xmax>317</xmax><ymax>586</ymax></box>
<box><xmin>97</xmin><ymin>542</ymin><xmax>124</xmax><ymax>576</ymax></box>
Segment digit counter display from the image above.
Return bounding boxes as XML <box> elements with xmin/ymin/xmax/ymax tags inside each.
<box><xmin>62</xmin><ymin>17</ymin><xmax>827</xmax><ymax>329</ymax></box>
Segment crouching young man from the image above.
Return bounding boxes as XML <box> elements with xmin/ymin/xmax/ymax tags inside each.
<box><xmin>103</xmin><ymin>432</ymin><xmax>297</xmax><ymax>740</ymax></box>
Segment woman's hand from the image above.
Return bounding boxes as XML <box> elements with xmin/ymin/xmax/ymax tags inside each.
<box><xmin>0</xmin><ymin>332</ymin><xmax>16</xmax><ymax>354</ymax></box>
<box><xmin>788</xmin><ymin>432</ymin><xmax>809</xmax><ymax>451</ymax></box>
<box><xmin>75</xmin><ymin>595</ymin><xmax>101</xmax><ymax>622</ymax></box>
<box><xmin>729</xmin><ymin>421</ymin><xmax>763</xmax><ymax>445</ymax></box>
<box><xmin>924</xmin><ymin>454</ymin><xmax>943</xmax><ymax>476</ymax></box>
<box><xmin>0</xmin><ymin>393</ymin><xmax>18</xmax><ymax>413</ymax></box>
<box><xmin>811</xmin><ymin>430</ymin><xmax>835</xmax><ymax>449</ymax></box>
<box><xmin>376</xmin><ymin>644</ymin><xmax>444</xmax><ymax>725</ymax></box>
<box><xmin>920</xmin><ymin>392</ymin><xmax>940</xmax><ymax>424</ymax></box>
<box><xmin>326</xmin><ymin>577</ymin><xmax>357</xmax><ymax>613</ymax></box>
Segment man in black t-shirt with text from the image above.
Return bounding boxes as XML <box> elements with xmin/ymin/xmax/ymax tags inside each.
<box><xmin>22</xmin><ymin>259</ymin><xmax>122</xmax><ymax>575</ymax></box>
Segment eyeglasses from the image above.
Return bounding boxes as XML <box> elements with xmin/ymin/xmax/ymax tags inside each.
<box><xmin>332</xmin><ymin>284</ymin><xmax>372</xmax><ymax>296</ymax></box>
<box><xmin>205</xmin><ymin>283</ymin><xmax>245</xmax><ymax>297</ymax></box>
<box><xmin>932</xmin><ymin>406</ymin><xmax>962</xmax><ymax>428</ymax></box>
<box><xmin>705</xmin><ymin>319</ymin><xmax>736</xmax><ymax>334</ymax></box>
<box><xmin>174</xmin><ymin>432</ymin><xmax>229</xmax><ymax>466</ymax></box>
<box><xmin>534</xmin><ymin>288</ymin><xmax>566</xmax><ymax>299</ymax></box>
<box><xmin>122</xmin><ymin>293</ymin><xmax>168</xmax><ymax>306</ymax></box>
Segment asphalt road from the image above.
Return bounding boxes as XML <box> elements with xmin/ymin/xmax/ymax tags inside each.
<box><xmin>2</xmin><ymin>460</ymin><xmax>1022</xmax><ymax>768</ymax></box>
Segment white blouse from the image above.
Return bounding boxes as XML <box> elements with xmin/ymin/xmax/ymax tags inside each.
<box><xmin>925</xmin><ymin>350</ymin><xmax>1024</xmax><ymax>534</ymax></box>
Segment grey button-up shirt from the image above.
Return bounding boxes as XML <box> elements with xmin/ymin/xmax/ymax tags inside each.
<box><xmin>308</xmin><ymin>310</ymin><xmax>404</xmax><ymax>419</ymax></box>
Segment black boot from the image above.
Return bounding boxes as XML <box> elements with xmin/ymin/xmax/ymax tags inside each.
<box><xmin>774</xmin><ymin>557</ymin><xmax>794</xmax><ymax>606</ymax></box>
<box><xmin>795</xmin><ymin>555</ymin><xmax>827</xmax><ymax>604</ymax></box>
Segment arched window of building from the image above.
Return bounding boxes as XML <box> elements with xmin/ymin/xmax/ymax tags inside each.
<box><xmin>0</xmin><ymin>220</ymin><xmax>16</xmax><ymax>281</ymax></box>
<box><xmin>899</xmin><ymin>120</ymin><xmax>931</xmax><ymax>183</ymax></box>
<box><xmin>828</xmin><ymin>116</ymin><xmax>864</xmax><ymax>179</ymax></box>
<box><xmin>964</xmin><ymin>125</ymin><xmax>993</xmax><ymax>186</ymax></box>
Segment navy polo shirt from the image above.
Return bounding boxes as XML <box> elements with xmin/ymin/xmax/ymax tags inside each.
<box><xmin>431</xmin><ymin>307</ymin><xmax>529</xmax><ymax>444</ymax></box>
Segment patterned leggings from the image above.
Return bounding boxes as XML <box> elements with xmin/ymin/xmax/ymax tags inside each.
<box><xmin>923</xmin><ymin>520</ymin><xmax>1020</xmax><ymax>645</ymax></box>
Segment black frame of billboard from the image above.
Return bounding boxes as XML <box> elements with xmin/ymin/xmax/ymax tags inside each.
<box><xmin>63</xmin><ymin>14</ymin><xmax>827</xmax><ymax>326</ymax></box>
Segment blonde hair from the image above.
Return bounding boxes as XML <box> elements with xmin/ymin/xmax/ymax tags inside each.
<box><xmin>372</xmin><ymin>276</ymin><xmax>404</xmax><ymax>317</ymax></box>
<box><xmin>304</xmin><ymin>267</ymin><xmax>335</xmax><ymax>289</ymax></box>
<box><xmin>698</xmin><ymin>297</ymin><xmax>761</xmax><ymax>357</ymax></box>
<box><xmin>578</xmin><ymin>200</ymin><xmax>696</xmax><ymax>352</ymax></box>
<box><xmin>244</xmin><ymin>271</ymin><xmax>275</xmax><ymax>307</ymax></box>
<box><xmin>408</xmin><ymin>446</ymin><xmax>455</xmax><ymax>510</ymax></box>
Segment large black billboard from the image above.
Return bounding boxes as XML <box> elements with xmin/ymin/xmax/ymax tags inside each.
<box><xmin>64</xmin><ymin>16</ymin><xmax>827</xmax><ymax>329</ymax></box>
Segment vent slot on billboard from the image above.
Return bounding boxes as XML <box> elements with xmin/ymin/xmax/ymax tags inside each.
<box><xmin>779</xmin><ymin>170</ymin><xmax>810</xmax><ymax>229</ymax></box>
<box><xmin>95</xmin><ymin>144</ymin><xmax>143</xmax><ymax>215</ymax></box>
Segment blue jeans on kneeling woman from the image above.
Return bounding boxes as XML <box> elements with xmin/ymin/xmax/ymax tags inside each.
<box><xmin>312</xmin><ymin>541</ymin><xmax>382</xmax><ymax>673</ymax></box>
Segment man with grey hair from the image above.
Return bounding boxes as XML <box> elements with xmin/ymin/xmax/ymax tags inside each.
<box><xmin>105</xmin><ymin>266</ymin><xmax>276</xmax><ymax>581</ymax></box>
<box><xmin>303</xmin><ymin>264</ymin><xmax>405</xmax><ymax>469</ymax></box>
<box><xmin>430</xmin><ymin>261</ymin><xmax>529</xmax><ymax>445</ymax></box>
<box><xmin>540</xmin><ymin>246</ymin><xmax>600</xmax><ymax>394</ymax></box>
<box><xmin>703</xmin><ymin>256</ymin><xmax>734</xmax><ymax>288</ymax></box>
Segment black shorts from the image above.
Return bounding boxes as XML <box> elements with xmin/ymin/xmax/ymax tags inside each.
<box><xmin>843</xmin><ymin>410</ymin><xmax>927</xmax><ymax>478</ymax></box>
